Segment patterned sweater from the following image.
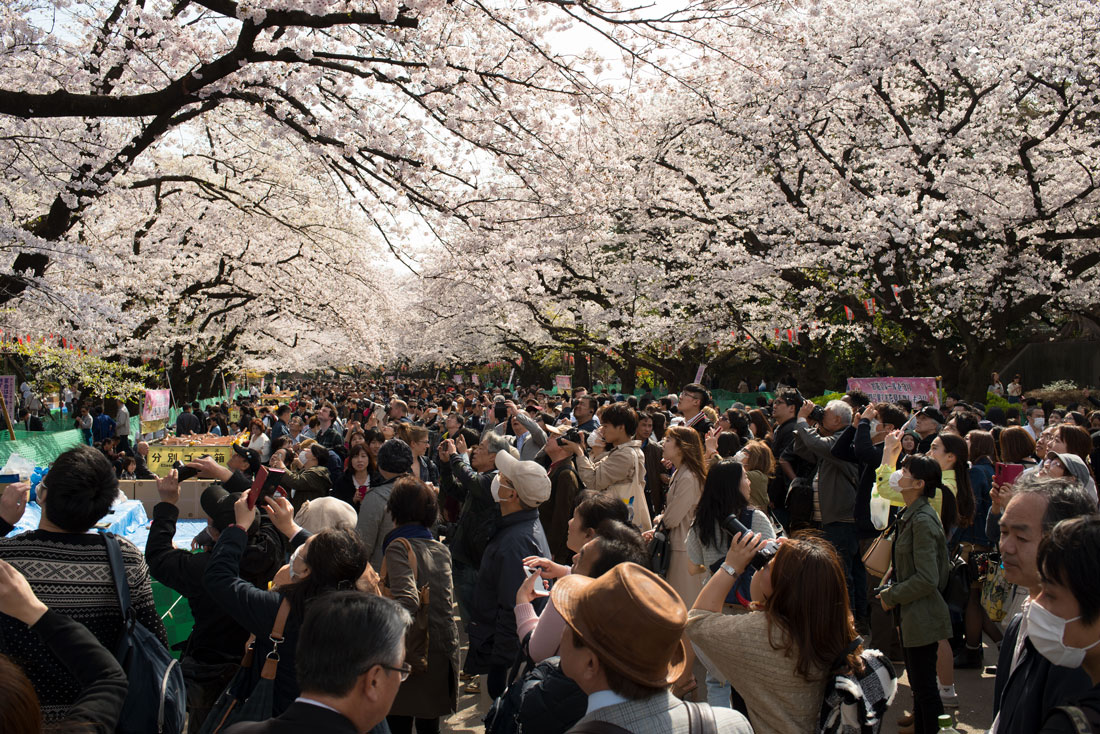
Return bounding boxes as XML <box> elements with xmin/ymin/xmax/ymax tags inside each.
<box><xmin>0</xmin><ymin>530</ymin><xmax>167</xmax><ymax>722</ymax></box>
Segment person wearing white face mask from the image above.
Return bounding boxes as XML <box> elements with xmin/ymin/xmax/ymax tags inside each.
<box><xmin>989</xmin><ymin>477</ymin><xmax>1097</xmax><ymax>734</ymax></box>
<box><xmin>270</xmin><ymin>442</ymin><xmax>332</xmax><ymax>512</ymax></box>
<box><xmin>1026</xmin><ymin>406</ymin><xmax>1048</xmax><ymax>441</ymax></box>
<box><xmin>465</xmin><ymin>449</ymin><xmax>552</xmax><ymax>709</ymax></box>
<box><xmin>1032</xmin><ymin>516</ymin><xmax>1100</xmax><ymax>733</ymax></box>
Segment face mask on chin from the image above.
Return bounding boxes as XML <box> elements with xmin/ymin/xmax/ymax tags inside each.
<box><xmin>1026</xmin><ymin>599</ymin><xmax>1099</xmax><ymax>668</ymax></box>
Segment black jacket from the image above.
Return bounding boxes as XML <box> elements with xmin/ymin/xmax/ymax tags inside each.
<box><xmin>330</xmin><ymin>471</ymin><xmax>362</xmax><ymax>508</ymax></box>
<box><xmin>202</xmin><ymin>527</ymin><xmax>301</xmax><ymax>717</ymax></box>
<box><xmin>223</xmin><ymin>700</ymin><xmax>358</xmax><ymax>734</ymax></box>
<box><xmin>466</xmin><ymin>508</ymin><xmax>551</xmax><ymax>674</ymax></box>
<box><xmin>144</xmin><ymin>503</ymin><xmax>252</xmax><ymax>663</ymax></box>
<box><xmin>33</xmin><ymin>609</ymin><xmax>128</xmax><ymax>734</ymax></box>
<box><xmin>830</xmin><ymin>420</ymin><xmax>886</xmax><ymax>537</ymax></box>
<box><xmin>769</xmin><ymin>417</ymin><xmax>799</xmax><ymax>508</ymax></box>
<box><xmin>175</xmin><ymin>411</ymin><xmax>202</xmax><ymax>436</ymax></box>
<box><xmin>1039</xmin><ymin>681</ymin><xmax>1100</xmax><ymax>733</ymax></box>
<box><xmin>133</xmin><ymin>452</ymin><xmax>156</xmax><ymax>480</ymax></box>
<box><xmin>439</xmin><ymin>456</ymin><xmax>500</xmax><ymax>569</ymax></box>
<box><xmin>993</xmin><ymin>612</ymin><xmax>1093</xmax><ymax>734</ymax></box>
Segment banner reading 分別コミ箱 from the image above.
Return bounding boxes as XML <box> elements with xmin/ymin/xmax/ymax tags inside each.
<box><xmin>846</xmin><ymin>377</ymin><xmax>939</xmax><ymax>409</ymax></box>
<box><xmin>145</xmin><ymin>444</ymin><xmax>232</xmax><ymax>477</ymax></box>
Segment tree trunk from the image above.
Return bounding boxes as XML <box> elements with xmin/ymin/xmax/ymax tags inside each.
<box><xmin>573</xmin><ymin>351</ymin><xmax>591</xmax><ymax>390</ymax></box>
<box><xmin>616</xmin><ymin>363</ymin><xmax>637</xmax><ymax>395</ymax></box>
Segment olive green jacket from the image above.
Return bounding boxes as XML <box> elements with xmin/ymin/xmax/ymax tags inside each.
<box><xmin>880</xmin><ymin>496</ymin><xmax>952</xmax><ymax>648</ymax></box>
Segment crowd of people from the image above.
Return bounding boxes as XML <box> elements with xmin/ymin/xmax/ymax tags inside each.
<box><xmin>0</xmin><ymin>374</ymin><xmax>1099</xmax><ymax>734</ymax></box>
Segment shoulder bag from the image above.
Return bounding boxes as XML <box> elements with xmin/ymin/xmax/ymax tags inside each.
<box><xmin>861</xmin><ymin>520</ymin><xmax>896</xmax><ymax>579</ymax></box>
<box><xmin>380</xmin><ymin>536</ymin><xmax>431</xmax><ymax>673</ymax></box>
<box><xmin>198</xmin><ymin>598</ymin><xmax>291</xmax><ymax>734</ymax></box>
<box><xmin>647</xmin><ymin>520</ymin><xmax>671</xmax><ymax>577</ymax></box>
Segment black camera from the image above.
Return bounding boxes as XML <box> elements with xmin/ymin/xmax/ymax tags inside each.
<box><xmin>720</xmin><ymin>514</ymin><xmax>779</xmax><ymax>570</ymax></box>
<box><xmin>809</xmin><ymin>405</ymin><xmax>825</xmax><ymax>423</ymax></box>
<box><xmin>172</xmin><ymin>460</ymin><xmax>200</xmax><ymax>482</ymax></box>
<box><xmin>493</xmin><ymin>403</ymin><xmax>509</xmax><ymax>422</ymax></box>
<box><xmin>557</xmin><ymin>428</ymin><xmax>581</xmax><ymax>446</ymax></box>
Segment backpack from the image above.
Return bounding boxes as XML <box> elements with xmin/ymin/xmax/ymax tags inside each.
<box><xmin>484</xmin><ymin>655</ymin><xmax>587</xmax><ymax>734</ymax></box>
<box><xmin>818</xmin><ymin>639</ymin><xmax>898</xmax><ymax>734</ymax></box>
<box><xmin>104</xmin><ymin>534</ymin><xmax>187</xmax><ymax>734</ymax></box>
<box><xmin>1052</xmin><ymin>705</ymin><xmax>1100</xmax><ymax>734</ymax></box>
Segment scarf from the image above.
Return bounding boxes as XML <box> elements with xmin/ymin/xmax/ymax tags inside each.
<box><xmin>382</xmin><ymin>524</ymin><xmax>434</xmax><ymax>553</ymax></box>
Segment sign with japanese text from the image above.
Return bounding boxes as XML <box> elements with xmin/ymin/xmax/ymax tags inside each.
<box><xmin>146</xmin><ymin>444</ymin><xmax>232</xmax><ymax>478</ymax></box>
<box><xmin>846</xmin><ymin>377</ymin><xmax>940</xmax><ymax>408</ymax></box>
<box><xmin>0</xmin><ymin>376</ymin><xmax>15</xmax><ymax>414</ymax></box>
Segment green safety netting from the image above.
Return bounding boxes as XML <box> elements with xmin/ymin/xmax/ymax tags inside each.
<box><xmin>0</xmin><ymin>391</ymin><xmax>247</xmax><ymax>469</ymax></box>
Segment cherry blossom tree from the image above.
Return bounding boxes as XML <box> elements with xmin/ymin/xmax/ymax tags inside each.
<box><xmin>410</xmin><ymin>0</ymin><xmax>1100</xmax><ymax>394</ymax></box>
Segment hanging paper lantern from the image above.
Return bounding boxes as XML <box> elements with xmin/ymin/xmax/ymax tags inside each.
<box><xmin>844</xmin><ymin>306</ymin><xmax>855</xmax><ymax>321</ymax></box>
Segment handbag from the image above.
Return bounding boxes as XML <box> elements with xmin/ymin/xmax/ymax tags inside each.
<box><xmin>943</xmin><ymin>554</ymin><xmax>970</xmax><ymax>611</ymax></box>
<box><xmin>198</xmin><ymin>599</ymin><xmax>291</xmax><ymax>734</ymax></box>
<box><xmin>380</xmin><ymin>536</ymin><xmax>431</xmax><ymax>673</ymax></box>
<box><xmin>977</xmin><ymin>552</ymin><xmax>1012</xmax><ymax>622</ymax></box>
<box><xmin>103</xmin><ymin>534</ymin><xmax>186</xmax><ymax>734</ymax></box>
<box><xmin>862</xmin><ymin>521</ymin><xmax>896</xmax><ymax>579</ymax></box>
<box><xmin>647</xmin><ymin>520</ymin><xmax>671</xmax><ymax>577</ymax></box>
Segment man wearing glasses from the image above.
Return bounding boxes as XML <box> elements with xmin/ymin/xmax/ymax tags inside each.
<box><xmin>769</xmin><ymin>390</ymin><xmax>805</xmax><ymax>530</ymax></box>
<box><xmin>225</xmin><ymin>591</ymin><xmax>412</xmax><ymax>734</ymax></box>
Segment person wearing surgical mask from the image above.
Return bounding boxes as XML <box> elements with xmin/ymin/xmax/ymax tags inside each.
<box><xmin>1025</xmin><ymin>406</ymin><xmax>1047</xmax><ymax>441</ymax></box>
<box><xmin>269</xmin><ymin>442</ymin><xmax>333</xmax><ymax>512</ymax></box>
<box><xmin>1032</xmin><ymin>516</ymin><xmax>1100</xmax><ymax>732</ymax></box>
<box><xmin>989</xmin><ymin>477</ymin><xmax>1097</xmax><ymax>734</ymax></box>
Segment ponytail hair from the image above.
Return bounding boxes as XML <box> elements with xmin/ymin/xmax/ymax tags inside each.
<box><xmin>902</xmin><ymin>454</ymin><xmax>957</xmax><ymax>530</ymax></box>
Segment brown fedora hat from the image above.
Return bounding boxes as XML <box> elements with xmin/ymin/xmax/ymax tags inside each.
<box><xmin>552</xmin><ymin>562</ymin><xmax>687</xmax><ymax>688</ymax></box>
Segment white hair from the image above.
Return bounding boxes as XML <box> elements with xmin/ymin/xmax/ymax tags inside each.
<box><xmin>825</xmin><ymin>399</ymin><xmax>853</xmax><ymax>425</ymax></box>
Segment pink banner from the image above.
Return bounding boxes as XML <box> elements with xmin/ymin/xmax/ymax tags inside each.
<box><xmin>846</xmin><ymin>377</ymin><xmax>939</xmax><ymax>408</ymax></box>
<box><xmin>555</xmin><ymin>375</ymin><xmax>572</xmax><ymax>392</ymax></box>
<box><xmin>141</xmin><ymin>389</ymin><xmax>172</xmax><ymax>422</ymax></box>
<box><xmin>0</xmin><ymin>376</ymin><xmax>14</xmax><ymax>413</ymax></box>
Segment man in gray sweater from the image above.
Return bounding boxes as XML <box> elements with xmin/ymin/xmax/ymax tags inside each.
<box><xmin>356</xmin><ymin>439</ymin><xmax>412</xmax><ymax>570</ymax></box>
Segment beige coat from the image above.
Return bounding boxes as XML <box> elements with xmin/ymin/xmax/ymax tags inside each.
<box><xmin>576</xmin><ymin>440</ymin><xmax>652</xmax><ymax>530</ymax></box>
<box><xmin>661</xmin><ymin>467</ymin><xmax>705</xmax><ymax>607</ymax></box>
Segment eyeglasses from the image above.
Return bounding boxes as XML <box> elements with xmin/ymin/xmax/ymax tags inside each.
<box><xmin>381</xmin><ymin>662</ymin><xmax>413</xmax><ymax>681</ymax></box>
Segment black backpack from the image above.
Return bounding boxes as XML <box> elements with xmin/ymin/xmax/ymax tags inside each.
<box><xmin>104</xmin><ymin>534</ymin><xmax>187</xmax><ymax>734</ymax></box>
<box><xmin>485</xmin><ymin>655</ymin><xmax>587</xmax><ymax>734</ymax></box>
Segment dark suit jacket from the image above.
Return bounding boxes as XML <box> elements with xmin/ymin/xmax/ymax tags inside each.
<box><xmin>224</xmin><ymin>700</ymin><xmax>358</xmax><ymax>734</ymax></box>
<box><xmin>993</xmin><ymin>612</ymin><xmax>1092</xmax><ymax>734</ymax></box>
